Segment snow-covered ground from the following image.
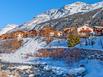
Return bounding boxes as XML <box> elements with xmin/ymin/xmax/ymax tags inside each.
<box><xmin>46</xmin><ymin>39</ymin><xmax>68</xmax><ymax>48</ymax></box>
<box><xmin>29</xmin><ymin>58</ymin><xmax>103</xmax><ymax>77</ymax></box>
<box><xmin>46</xmin><ymin>37</ymin><xmax>103</xmax><ymax>51</ymax></box>
<box><xmin>74</xmin><ymin>60</ymin><xmax>103</xmax><ymax>77</ymax></box>
<box><xmin>0</xmin><ymin>38</ymin><xmax>68</xmax><ymax>63</ymax></box>
<box><xmin>1</xmin><ymin>37</ymin><xmax>103</xmax><ymax>77</ymax></box>
<box><xmin>0</xmin><ymin>37</ymin><xmax>47</xmax><ymax>63</ymax></box>
<box><xmin>29</xmin><ymin>57</ymin><xmax>69</xmax><ymax>74</ymax></box>
<box><xmin>76</xmin><ymin>36</ymin><xmax>103</xmax><ymax>51</ymax></box>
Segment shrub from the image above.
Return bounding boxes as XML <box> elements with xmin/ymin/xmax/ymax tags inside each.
<box><xmin>67</xmin><ymin>34</ymin><xmax>80</xmax><ymax>47</ymax></box>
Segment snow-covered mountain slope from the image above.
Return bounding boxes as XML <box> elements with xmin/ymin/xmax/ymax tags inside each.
<box><xmin>19</xmin><ymin>14</ymin><xmax>50</xmax><ymax>30</ymax></box>
<box><xmin>0</xmin><ymin>24</ymin><xmax>17</xmax><ymax>35</ymax></box>
<box><xmin>91</xmin><ymin>8</ymin><xmax>103</xmax><ymax>26</ymax></box>
<box><xmin>45</xmin><ymin>1</ymin><xmax>103</xmax><ymax>18</ymax></box>
<box><xmin>18</xmin><ymin>1</ymin><xmax>103</xmax><ymax>30</ymax></box>
<box><xmin>93</xmin><ymin>1</ymin><xmax>103</xmax><ymax>9</ymax></box>
<box><xmin>41</xmin><ymin>1</ymin><xmax>103</xmax><ymax>19</ymax></box>
<box><xmin>0</xmin><ymin>37</ymin><xmax>47</xmax><ymax>63</ymax></box>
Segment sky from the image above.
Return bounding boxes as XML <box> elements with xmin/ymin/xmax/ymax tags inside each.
<box><xmin>0</xmin><ymin>0</ymin><xmax>102</xmax><ymax>28</ymax></box>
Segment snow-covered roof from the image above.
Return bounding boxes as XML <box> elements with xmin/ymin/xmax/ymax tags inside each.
<box><xmin>78</xmin><ymin>25</ymin><xmax>91</xmax><ymax>28</ymax></box>
<box><xmin>93</xmin><ymin>26</ymin><xmax>103</xmax><ymax>29</ymax></box>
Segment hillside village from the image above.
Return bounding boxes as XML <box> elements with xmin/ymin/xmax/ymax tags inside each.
<box><xmin>0</xmin><ymin>23</ymin><xmax>103</xmax><ymax>48</ymax></box>
<box><xmin>0</xmin><ymin>24</ymin><xmax>103</xmax><ymax>39</ymax></box>
<box><xmin>1</xmin><ymin>23</ymin><xmax>103</xmax><ymax>77</ymax></box>
<box><xmin>0</xmin><ymin>1</ymin><xmax>103</xmax><ymax>77</ymax></box>
<box><xmin>0</xmin><ymin>23</ymin><xmax>103</xmax><ymax>58</ymax></box>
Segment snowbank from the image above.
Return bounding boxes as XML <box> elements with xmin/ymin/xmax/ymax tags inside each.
<box><xmin>76</xmin><ymin>37</ymin><xmax>103</xmax><ymax>51</ymax></box>
<box><xmin>71</xmin><ymin>59</ymin><xmax>103</xmax><ymax>77</ymax></box>
<box><xmin>68</xmin><ymin>67</ymin><xmax>86</xmax><ymax>76</ymax></box>
<box><xmin>46</xmin><ymin>39</ymin><xmax>68</xmax><ymax>48</ymax></box>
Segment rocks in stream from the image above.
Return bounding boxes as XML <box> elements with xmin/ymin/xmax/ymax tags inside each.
<box><xmin>0</xmin><ymin>63</ymin><xmax>69</xmax><ymax>77</ymax></box>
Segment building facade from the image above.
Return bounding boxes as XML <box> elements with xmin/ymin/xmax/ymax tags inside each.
<box><xmin>77</xmin><ymin>24</ymin><xmax>93</xmax><ymax>37</ymax></box>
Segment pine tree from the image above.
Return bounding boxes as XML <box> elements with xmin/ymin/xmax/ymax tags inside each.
<box><xmin>67</xmin><ymin>34</ymin><xmax>80</xmax><ymax>47</ymax></box>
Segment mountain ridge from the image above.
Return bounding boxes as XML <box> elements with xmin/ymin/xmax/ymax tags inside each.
<box><xmin>18</xmin><ymin>1</ymin><xmax>103</xmax><ymax>30</ymax></box>
<box><xmin>2</xmin><ymin>1</ymin><xmax>103</xmax><ymax>33</ymax></box>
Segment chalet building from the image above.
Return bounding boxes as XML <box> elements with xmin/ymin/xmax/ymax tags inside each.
<box><xmin>28</xmin><ymin>30</ymin><xmax>37</xmax><ymax>37</ymax></box>
<box><xmin>0</xmin><ymin>31</ymin><xmax>27</xmax><ymax>40</ymax></box>
<box><xmin>0</xmin><ymin>33</ymin><xmax>11</xmax><ymax>39</ymax></box>
<box><xmin>49</xmin><ymin>32</ymin><xmax>55</xmax><ymax>37</ymax></box>
<box><xmin>63</xmin><ymin>27</ymin><xmax>78</xmax><ymax>38</ymax></box>
<box><xmin>0</xmin><ymin>34</ymin><xmax>7</xmax><ymax>39</ymax></box>
<box><xmin>63</xmin><ymin>28</ymin><xmax>71</xmax><ymax>34</ymax></box>
<box><xmin>0</xmin><ymin>30</ymin><xmax>38</xmax><ymax>40</ymax></box>
<box><xmin>93</xmin><ymin>26</ymin><xmax>103</xmax><ymax>36</ymax></box>
<box><xmin>17</xmin><ymin>34</ymin><xmax>23</xmax><ymax>41</ymax></box>
<box><xmin>55</xmin><ymin>31</ymin><xmax>63</xmax><ymax>37</ymax></box>
<box><xmin>39</xmin><ymin>26</ymin><xmax>55</xmax><ymax>37</ymax></box>
<box><xmin>77</xmin><ymin>24</ymin><xmax>93</xmax><ymax>37</ymax></box>
<box><xmin>11</xmin><ymin>31</ymin><xmax>25</xmax><ymax>38</ymax></box>
<box><xmin>64</xmin><ymin>27</ymin><xmax>78</xmax><ymax>33</ymax></box>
